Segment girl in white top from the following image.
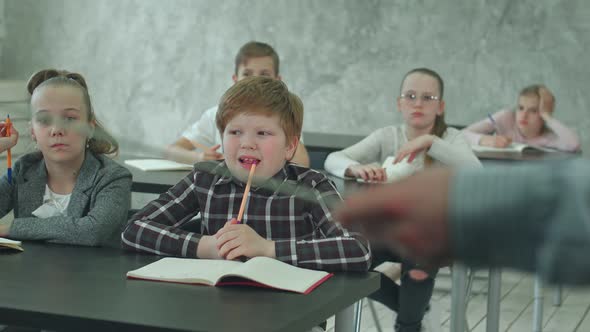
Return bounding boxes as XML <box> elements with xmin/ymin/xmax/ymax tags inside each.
<box><xmin>325</xmin><ymin>68</ymin><xmax>480</xmax><ymax>183</ymax></box>
<box><xmin>325</xmin><ymin>68</ymin><xmax>480</xmax><ymax>332</ymax></box>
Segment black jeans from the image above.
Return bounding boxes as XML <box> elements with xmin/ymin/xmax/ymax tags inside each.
<box><xmin>369</xmin><ymin>248</ymin><xmax>439</xmax><ymax>331</ymax></box>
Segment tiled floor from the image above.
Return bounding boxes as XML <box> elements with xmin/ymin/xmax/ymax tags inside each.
<box><xmin>325</xmin><ymin>268</ymin><xmax>590</xmax><ymax>332</ymax></box>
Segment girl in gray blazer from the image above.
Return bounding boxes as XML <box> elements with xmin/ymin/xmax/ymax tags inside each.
<box><xmin>0</xmin><ymin>69</ymin><xmax>131</xmax><ymax>247</ymax></box>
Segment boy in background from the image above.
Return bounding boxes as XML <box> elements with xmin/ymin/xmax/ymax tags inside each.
<box><xmin>166</xmin><ymin>41</ymin><xmax>310</xmax><ymax>167</ymax></box>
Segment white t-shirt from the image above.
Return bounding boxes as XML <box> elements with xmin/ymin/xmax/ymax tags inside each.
<box><xmin>31</xmin><ymin>185</ymin><xmax>72</xmax><ymax>218</ymax></box>
<box><xmin>181</xmin><ymin>106</ymin><xmax>222</xmax><ymax>148</ymax></box>
<box><xmin>181</xmin><ymin>106</ymin><xmax>304</xmax><ymax>150</ymax></box>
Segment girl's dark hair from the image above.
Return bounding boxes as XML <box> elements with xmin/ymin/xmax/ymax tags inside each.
<box><xmin>400</xmin><ymin>68</ymin><xmax>447</xmax><ymax>166</ymax></box>
<box><xmin>27</xmin><ymin>69</ymin><xmax>119</xmax><ymax>155</ymax></box>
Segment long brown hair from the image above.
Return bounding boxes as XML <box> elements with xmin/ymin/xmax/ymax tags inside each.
<box><xmin>400</xmin><ymin>68</ymin><xmax>447</xmax><ymax>166</ymax></box>
<box><xmin>27</xmin><ymin>69</ymin><xmax>119</xmax><ymax>155</ymax></box>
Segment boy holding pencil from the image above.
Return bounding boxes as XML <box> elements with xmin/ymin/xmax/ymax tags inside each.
<box><xmin>122</xmin><ymin>77</ymin><xmax>371</xmax><ymax>272</ymax></box>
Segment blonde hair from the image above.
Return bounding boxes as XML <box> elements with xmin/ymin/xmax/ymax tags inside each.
<box><xmin>519</xmin><ymin>84</ymin><xmax>556</xmax><ymax>105</ymax></box>
<box><xmin>27</xmin><ymin>69</ymin><xmax>119</xmax><ymax>155</ymax></box>
<box><xmin>234</xmin><ymin>41</ymin><xmax>280</xmax><ymax>76</ymax></box>
<box><xmin>216</xmin><ymin>76</ymin><xmax>303</xmax><ymax>142</ymax></box>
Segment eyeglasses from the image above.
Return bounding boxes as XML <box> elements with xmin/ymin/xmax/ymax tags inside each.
<box><xmin>400</xmin><ymin>93</ymin><xmax>440</xmax><ymax>104</ymax></box>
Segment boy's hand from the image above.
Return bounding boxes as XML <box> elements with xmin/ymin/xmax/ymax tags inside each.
<box><xmin>479</xmin><ymin>135</ymin><xmax>511</xmax><ymax>148</ymax></box>
<box><xmin>197</xmin><ymin>144</ymin><xmax>224</xmax><ymax>162</ymax></box>
<box><xmin>345</xmin><ymin>164</ymin><xmax>386</xmax><ymax>182</ymax></box>
<box><xmin>0</xmin><ymin>122</ymin><xmax>18</xmax><ymax>153</ymax></box>
<box><xmin>395</xmin><ymin>135</ymin><xmax>434</xmax><ymax>163</ymax></box>
<box><xmin>196</xmin><ymin>235</ymin><xmax>222</xmax><ymax>259</ymax></box>
<box><xmin>215</xmin><ymin>219</ymin><xmax>276</xmax><ymax>260</ymax></box>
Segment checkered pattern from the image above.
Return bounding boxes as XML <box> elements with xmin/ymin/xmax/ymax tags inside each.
<box><xmin>122</xmin><ymin>161</ymin><xmax>371</xmax><ymax>272</ymax></box>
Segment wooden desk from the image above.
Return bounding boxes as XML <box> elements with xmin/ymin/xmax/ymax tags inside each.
<box><xmin>0</xmin><ymin>242</ymin><xmax>380</xmax><ymax>332</ymax></box>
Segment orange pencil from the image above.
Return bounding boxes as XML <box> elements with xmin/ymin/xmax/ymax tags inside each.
<box><xmin>5</xmin><ymin>115</ymin><xmax>12</xmax><ymax>184</ymax></box>
<box><xmin>235</xmin><ymin>163</ymin><xmax>257</xmax><ymax>223</ymax></box>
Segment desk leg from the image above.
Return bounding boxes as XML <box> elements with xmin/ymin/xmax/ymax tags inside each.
<box><xmin>533</xmin><ymin>276</ymin><xmax>544</xmax><ymax>332</ymax></box>
<box><xmin>450</xmin><ymin>263</ymin><xmax>468</xmax><ymax>332</ymax></box>
<box><xmin>335</xmin><ymin>300</ymin><xmax>362</xmax><ymax>332</ymax></box>
<box><xmin>486</xmin><ymin>268</ymin><xmax>502</xmax><ymax>332</ymax></box>
<box><xmin>552</xmin><ymin>284</ymin><xmax>562</xmax><ymax>307</ymax></box>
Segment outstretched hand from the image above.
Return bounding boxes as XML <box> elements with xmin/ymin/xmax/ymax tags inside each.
<box><xmin>335</xmin><ymin>168</ymin><xmax>453</xmax><ymax>265</ymax></box>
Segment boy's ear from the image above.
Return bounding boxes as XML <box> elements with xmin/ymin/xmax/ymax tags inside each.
<box><xmin>286</xmin><ymin>136</ymin><xmax>299</xmax><ymax>161</ymax></box>
<box><xmin>232</xmin><ymin>74</ymin><xmax>238</xmax><ymax>84</ymax></box>
<box><xmin>396</xmin><ymin>97</ymin><xmax>402</xmax><ymax>112</ymax></box>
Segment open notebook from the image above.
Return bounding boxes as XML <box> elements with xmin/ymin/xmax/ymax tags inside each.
<box><xmin>124</xmin><ymin>159</ymin><xmax>194</xmax><ymax>171</ymax></box>
<box><xmin>0</xmin><ymin>237</ymin><xmax>23</xmax><ymax>251</ymax></box>
<box><xmin>471</xmin><ymin>143</ymin><xmax>557</xmax><ymax>154</ymax></box>
<box><xmin>127</xmin><ymin>256</ymin><xmax>333</xmax><ymax>294</ymax></box>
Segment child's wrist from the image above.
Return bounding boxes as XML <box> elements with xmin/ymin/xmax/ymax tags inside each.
<box><xmin>196</xmin><ymin>235</ymin><xmax>214</xmax><ymax>258</ymax></box>
<box><xmin>266</xmin><ymin>240</ymin><xmax>276</xmax><ymax>258</ymax></box>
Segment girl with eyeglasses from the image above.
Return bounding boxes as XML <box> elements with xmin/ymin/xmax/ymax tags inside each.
<box><xmin>325</xmin><ymin>67</ymin><xmax>480</xmax><ymax>182</ymax></box>
<box><xmin>0</xmin><ymin>69</ymin><xmax>131</xmax><ymax>247</ymax></box>
<box><xmin>463</xmin><ymin>85</ymin><xmax>580</xmax><ymax>152</ymax></box>
<box><xmin>324</xmin><ymin>68</ymin><xmax>480</xmax><ymax>332</ymax></box>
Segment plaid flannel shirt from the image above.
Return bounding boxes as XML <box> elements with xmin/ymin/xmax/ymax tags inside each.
<box><xmin>122</xmin><ymin>161</ymin><xmax>371</xmax><ymax>272</ymax></box>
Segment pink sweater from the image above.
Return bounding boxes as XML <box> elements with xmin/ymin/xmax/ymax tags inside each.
<box><xmin>463</xmin><ymin>109</ymin><xmax>581</xmax><ymax>152</ymax></box>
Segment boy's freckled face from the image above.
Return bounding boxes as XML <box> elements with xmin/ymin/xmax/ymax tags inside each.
<box><xmin>234</xmin><ymin>56</ymin><xmax>278</xmax><ymax>82</ymax></box>
<box><xmin>223</xmin><ymin>112</ymin><xmax>296</xmax><ymax>183</ymax></box>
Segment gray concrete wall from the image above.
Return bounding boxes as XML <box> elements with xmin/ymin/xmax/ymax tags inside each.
<box><xmin>3</xmin><ymin>0</ymin><xmax>589</xmax><ymax>153</ymax></box>
<box><xmin>0</xmin><ymin>0</ymin><xmax>4</xmax><ymax>65</ymax></box>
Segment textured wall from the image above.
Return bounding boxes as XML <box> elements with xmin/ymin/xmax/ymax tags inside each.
<box><xmin>0</xmin><ymin>0</ymin><xmax>4</xmax><ymax>71</ymax></box>
<box><xmin>3</xmin><ymin>0</ymin><xmax>590</xmax><ymax>153</ymax></box>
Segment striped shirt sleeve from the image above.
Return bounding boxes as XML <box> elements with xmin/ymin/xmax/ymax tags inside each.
<box><xmin>121</xmin><ymin>171</ymin><xmax>203</xmax><ymax>257</ymax></box>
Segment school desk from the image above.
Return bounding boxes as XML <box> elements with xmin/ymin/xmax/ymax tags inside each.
<box><xmin>121</xmin><ymin>140</ymin><xmax>578</xmax><ymax>332</ymax></box>
<box><xmin>0</xmin><ymin>242</ymin><xmax>379</xmax><ymax>332</ymax></box>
